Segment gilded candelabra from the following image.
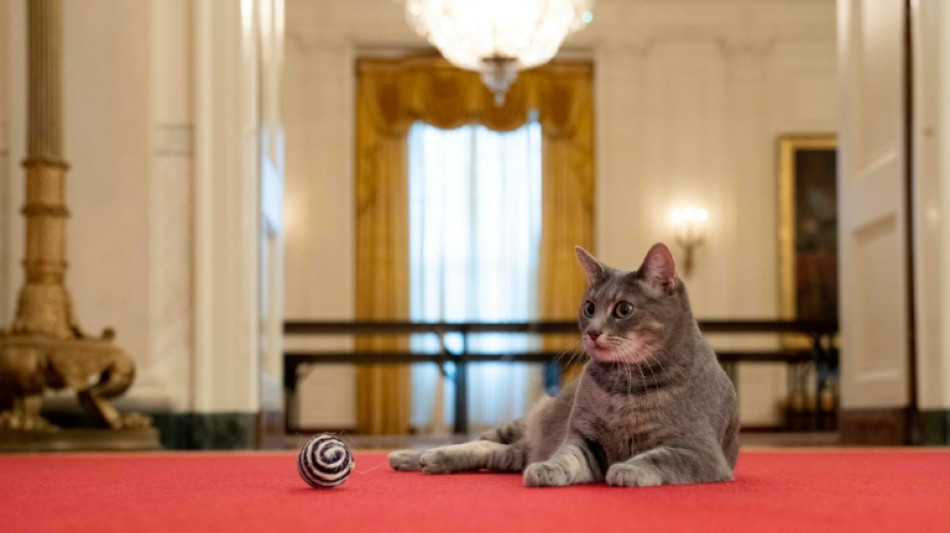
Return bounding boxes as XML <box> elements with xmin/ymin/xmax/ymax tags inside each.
<box><xmin>0</xmin><ymin>0</ymin><xmax>152</xmax><ymax>436</ymax></box>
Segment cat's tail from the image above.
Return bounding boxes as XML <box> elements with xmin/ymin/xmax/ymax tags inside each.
<box><xmin>479</xmin><ymin>418</ymin><xmax>526</xmax><ymax>444</ymax></box>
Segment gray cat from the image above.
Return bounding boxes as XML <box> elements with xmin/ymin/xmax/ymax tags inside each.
<box><xmin>389</xmin><ymin>243</ymin><xmax>739</xmax><ymax>487</ymax></box>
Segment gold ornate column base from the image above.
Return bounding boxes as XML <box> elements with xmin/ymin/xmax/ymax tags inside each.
<box><xmin>12</xmin><ymin>159</ymin><xmax>74</xmax><ymax>339</ymax></box>
<box><xmin>0</xmin><ymin>332</ymin><xmax>154</xmax><ymax>432</ymax></box>
<box><xmin>10</xmin><ymin>286</ymin><xmax>75</xmax><ymax>338</ymax></box>
<box><xmin>0</xmin><ymin>0</ymin><xmax>159</xmax><ymax>450</ymax></box>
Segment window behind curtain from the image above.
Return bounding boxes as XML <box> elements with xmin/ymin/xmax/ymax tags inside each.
<box><xmin>408</xmin><ymin>119</ymin><xmax>545</xmax><ymax>433</ymax></box>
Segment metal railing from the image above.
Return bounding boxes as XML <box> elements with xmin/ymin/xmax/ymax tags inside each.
<box><xmin>284</xmin><ymin>319</ymin><xmax>838</xmax><ymax>434</ymax></box>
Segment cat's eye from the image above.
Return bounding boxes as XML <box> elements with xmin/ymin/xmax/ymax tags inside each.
<box><xmin>582</xmin><ymin>301</ymin><xmax>596</xmax><ymax>318</ymax></box>
<box><xmin>613</xmin><ymin>301</ymin><xmax>635</xmax><ymax>319</ymax></box>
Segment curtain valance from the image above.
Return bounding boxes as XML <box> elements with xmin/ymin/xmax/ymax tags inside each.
<box><xmin>358</xmin><ymin>58</ymin><xmax>593</xmax><ymax>138</ymax></box>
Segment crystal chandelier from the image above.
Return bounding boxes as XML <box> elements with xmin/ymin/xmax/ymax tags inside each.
<box><xmin>399</xmin><ymin>0</ymin><xmax>594</xmax><ymax>103</ymax></box>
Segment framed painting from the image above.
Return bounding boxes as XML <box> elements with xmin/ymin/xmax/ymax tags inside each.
<box><xmin>778</xmin><ymin>134</ymin><xmax>838</xmax><ymax>326</ymax></box>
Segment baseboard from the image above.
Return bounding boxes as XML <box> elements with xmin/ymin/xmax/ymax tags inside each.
<box><xmin>918</xmin><ymin>410</ymin><xmax>950</xmax><ymax>445</ymax></box>
<box><xmin>290</xmin><ymin>426</ymin><xmax>358</xmax><ymax>436</ymax></box>
<box><xmin>838</xmin><ymin>407</ymin><xmax>912</xmax><ymax>445</ymax></box>
<box><xmin>738</xmin><ymin>425</ymin><xmax>788</xmax><ymax>433</ymax></box>
<box><xmin>150</xmin><ymin>413</ymin><xmax>257</xmax><ymax>450</ymax></box>
<box><xmin>255</xmin><ymin>409</ymin><xmax>286</xmax><ymax>450</ymax></box>
<box><xmin>42</xmin><ymin>409</ymin><xmax>257</xmax><ymax>450</ymax></box>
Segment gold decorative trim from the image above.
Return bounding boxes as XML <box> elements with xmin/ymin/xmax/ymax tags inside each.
<box><xmin>777</xmin><ymin>134</ymin><xmax>837</xmax><ymax>345</ymax></box>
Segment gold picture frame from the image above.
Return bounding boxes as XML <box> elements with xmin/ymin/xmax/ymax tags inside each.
<box><xmin>777</xmin><ymin>134</ymin><xmax>838</xmax><ymax>336</ymax></box>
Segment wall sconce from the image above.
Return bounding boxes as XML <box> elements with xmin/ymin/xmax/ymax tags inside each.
<box><xmin>670</xmin><ymin>205</ymin><xmax>709</xmax><ymax>277</ymax></box>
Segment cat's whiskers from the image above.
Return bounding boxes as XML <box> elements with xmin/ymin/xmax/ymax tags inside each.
<box><xmin>555</xmin><ymin>338</ymin><xmax>587</xmax><ymax>370</ymax></box>
<box><xmin>618</xmin><ymin>335</ymin><xmax>657</xmax><ymax>363</ymax></box>
<box><xmin>620</xmin><ymin>345</ymin><xmax>638</xmax><ymax>394</ymax></box>
<box><xmin>603</xmin><ymin>337</ymin><xmax>630</xmax><ymax>388</ymax></box>
<box><xmin>630</xmin><ymin>346</ymin><xmax>650</xmax><ymax>394</ymax></box>
<box><xmin>606</xmin><ymin>342</ymin><xmax>638</xmax><ymax>393</ymax></box>
<box><xmin>617</xmin><ymin>336</ymin><xmax>674</xmax><ymax>392</ymax></box>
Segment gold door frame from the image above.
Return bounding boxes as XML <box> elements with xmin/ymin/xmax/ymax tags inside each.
<box><xmin>777</xmin><ymin>134</ymin><xmax>837</xmax><ymax>339</ymax></box>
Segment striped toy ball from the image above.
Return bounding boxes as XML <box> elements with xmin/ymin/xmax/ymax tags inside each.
<box><xmin>297</xmin><ymin>434</ymin><xmax>355</xmax><ymax>489</ymax></box>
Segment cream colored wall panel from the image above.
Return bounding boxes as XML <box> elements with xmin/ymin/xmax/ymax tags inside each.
<box><xmin>790</xmin><ymin>75</ymin><xmax>836</xmax><ymax>125</ymax></box>
<box><xmin>848</xmin><ymin>154</ymin><xmax>903</xmax><ymax>229</ymax></box>
<box><xmin>838</xmin><ymin>0</ymin><xmax>909</xmax><ymax>410</ymax></box>
<box><xmin>285</xmin><ymin>0</ymin><xmax>419</xmax><ymax>48</ymax></box>
<box><xmin>767</xmin><ymin>42</ymin><xmax>837</xmax><ymax>129</ymax></box>
<box><xmin>849</xmin><ymin>214</ymin><xmax>906</xmax><ymax>404</ymax></box>
<box><xmin>738</xmin><ymin>364</ymin><xmax>789</xmax><ymax>426</ymax></box>
<box><xmin>283</xmin><ymin>35</ymin><xmax>358</xmax><ymax>428</ymax></box>
<box><xmin>641</xmin><ymin>40</ymin><xmax>728</xmax><ymax>318</ymax></box>
<box><xmin>281</xmin><ymin>42</ymin><xmax>312</xmax><ymax>319</ymax></box>
<box><xmin>851</xmin><ymin>215</ymin><xmax>899</xmax><ymax>367</ymax></box>
<box><xmin>914</xmin><ymin>0</ymin><xmax>950</xmax><ymax>410</ymax></box>
<box><xmin>0</xmin><ymin>0</ymin><xmax>10</xmax><ymax>328</ymax></box>
<box><xmin>942</xmin><ymin>4</ymin><xmax>950</xmax><ymax>408</ymax></box>
<box><xmin>296</xmin><ymin>364</ymin><xmax>358</xmax><ymax>430</ymax></box>
<box><xmin>722</xmin><ymin>40</ymin><xmax>773</xmax><ymax>322</ymax></box>
<box><xmin>2</xmin><ymin>0</ymin><xmax>26</xmax><ymax>330</ymax></box>
<box><xmin>283</xmin><ymin>44</ymin><xmax>355</xmax><ymax>321</ymax></box>
<box><xmin>63</xmin><ymin>0</ymin><xmax>153</xmax><ymax>366</ymax></box>
<box><xmin>153</xmin><ymin>0</ymin><xmax>192</xmax><ymax>123</ymax></box>
<box><xmin>721</xmin><ymin>40</ymin><xmax>789</xmax><ymax>425</ymax></box>
<box><xmin>855</xmin><ymin>0</ymin><xmax>902</xmax><ymax>166</ymax></box>
<box><xmin>594</xmin><ymin>46</ymin><xmax>646</xmax><ymax>268</ymax></box>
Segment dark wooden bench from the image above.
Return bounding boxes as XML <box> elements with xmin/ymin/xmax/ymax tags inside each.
<box><xmin>284</xmin><ymin>320</ymin><xmax>838</xmax><ymax>434</ymax></box>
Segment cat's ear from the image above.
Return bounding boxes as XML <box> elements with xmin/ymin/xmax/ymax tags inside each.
<box><xmin>575</xmin><ymin>246</ymin><xmax>606</xmax><ymax>285</ymax></box>
<box><xmin>638</xmin><ymin>242</ymin><xmax>679</xmax><ymax>290</ymax></box>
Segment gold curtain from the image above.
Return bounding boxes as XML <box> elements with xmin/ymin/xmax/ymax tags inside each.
<box><xmin>355</xmin><ymin>57</ymin><xmax>594</xmax><ymax>434</ymax></box>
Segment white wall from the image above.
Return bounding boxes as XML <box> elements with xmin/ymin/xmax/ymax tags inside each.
<box><xmin>0</xmin><ymin>1</ymin><xmax>11</xmax><ymax>327</ymax></box>
<box><xmin>284</xmin><ymin>0</ymin><xmax>838</xmax><ymax>428</ymax></box>
<box><xmin>914</xmin><ymin>0</ymin><xmax>950</xmax><ymax>411</ymax></box>
<box><xmin>0</xmin><ymin>0</ymin><xmax>24</xmax><ymax>332</ymax></box>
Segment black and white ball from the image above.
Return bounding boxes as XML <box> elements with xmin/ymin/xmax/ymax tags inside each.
<box><xmin>297</xmin><ymin>434</ymin><xmax>355</xmax><ymax>489</ymax></box>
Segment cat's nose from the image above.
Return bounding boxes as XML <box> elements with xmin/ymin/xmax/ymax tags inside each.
<box><xmin>586</xmin><ymin>330</ymin><xmax>601</xmax><ymax>341</ymax></box>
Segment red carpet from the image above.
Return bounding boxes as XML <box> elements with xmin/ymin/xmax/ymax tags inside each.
<box><xmin>1</xmin><ymin>449</ymin><xmax>948</xmax><ymax>532</ymax></box>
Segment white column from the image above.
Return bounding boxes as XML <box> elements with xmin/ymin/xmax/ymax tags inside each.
<box><xmin>140</xmin><ymin>0</ymin><xmax>195</xmax><ymax>412</ymax></box>
<box><xmin>192</xmin><ymin>0</ymin><xmax>260</xmax><ymax>413</ymax></box>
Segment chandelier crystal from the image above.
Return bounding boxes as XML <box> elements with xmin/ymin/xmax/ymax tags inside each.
<box><xmin>400</xmin><ymin>0</ymin><xmax>594</xmax><ymax>103</ymax></box>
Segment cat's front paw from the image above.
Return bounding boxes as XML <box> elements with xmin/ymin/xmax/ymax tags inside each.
<box><xmin>388</xmin><ymin>449</ymin><xmax>424</xmax><ymax>471</ymax></box>
<box><xmin>419</xmin><ymin>449</ymin><xmax>459</xmax><ymax>474</ymax></box>
<box><xmin>606</xmin><ymin>463</ymin><xmax>664</xmax><ymax>487</ymax></box>
<box><xmin>524</xmin><ymin>462</ymin><xmax>571</xmax><ymax>487</ymax></box>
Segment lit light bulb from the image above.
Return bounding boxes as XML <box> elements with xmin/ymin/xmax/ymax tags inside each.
<box><xmin>669</xmin><ymin>205</ymin><xmax>709</xmax><ymax>277</ymax></box>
